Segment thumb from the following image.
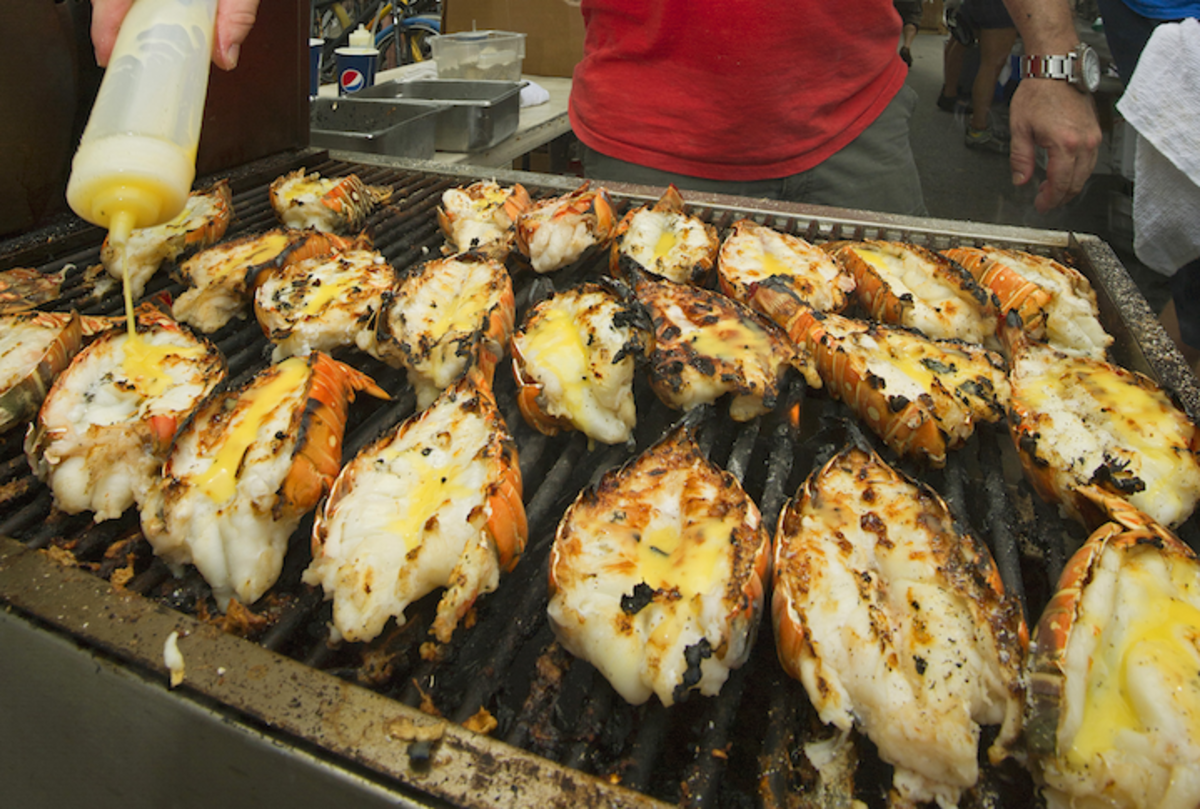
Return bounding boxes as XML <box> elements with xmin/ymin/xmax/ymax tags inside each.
<box><xmin>214</xmin><ymin>1</ymin><xmax>259</xmax><ymax>71</ymax></box>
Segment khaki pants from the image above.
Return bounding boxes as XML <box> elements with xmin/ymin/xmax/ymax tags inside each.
<box><xmin>581</xmin><ymin>85</ymin><xmax>927</xmax><ymax>217</ymax></box>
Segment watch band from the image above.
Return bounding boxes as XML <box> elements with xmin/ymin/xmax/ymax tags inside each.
<box><xmin>1021</xmin><ymin>54</ymin><xmax>1074</xmax><ymax>82</ymax></box>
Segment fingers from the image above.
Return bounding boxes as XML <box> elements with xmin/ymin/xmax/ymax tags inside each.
<box><xmin>91</xmin><ymin>0</ymin><xmax>258</xmax><ymax>71</ymax></box>
<box><xmin>1008</xmin><ymin>127</ymin><xmax>1037</xmax><ymax>189</ymax></box>
<box><xmin>1033</xmin><ymin>138</ymin><xmax>1099</xmax><ymax>214</ymax></box>
<box><xmin>212</xmin><ymin>0</ymin><xmax>260</xmax><ymax>71</ymax></box>
<box><xmin>1006</xmin><ymin>79</ymin><xmax>1101</xmax><ymax>213</ymax></box>
<box><xmin>90</xmin><ymin>0</ymin><xmax>136</xmax><ymax>67</ymax></box>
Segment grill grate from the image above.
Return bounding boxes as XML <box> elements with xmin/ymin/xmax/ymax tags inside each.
<box><xmin>1</xmin><ymin>151</ymin><xmax>1196</xmax><ymax>808</ymax></box>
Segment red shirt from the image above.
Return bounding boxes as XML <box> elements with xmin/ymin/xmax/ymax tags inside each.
<box><xmin>569</xmin><ymin>0</ymin><xmax>907</xmax><ymax>181</ymax></box>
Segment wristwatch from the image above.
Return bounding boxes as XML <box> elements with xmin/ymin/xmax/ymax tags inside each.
<box><xmin>1020</xmin><ymin>42</ymin><xmax>1101</xmax><ymax>93</ymax></box>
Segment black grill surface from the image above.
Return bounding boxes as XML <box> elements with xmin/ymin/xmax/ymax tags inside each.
<box><xmin>1</xmin><ymin>150</ymin><xmax>1196</xmax><ymax>809</ymax></box>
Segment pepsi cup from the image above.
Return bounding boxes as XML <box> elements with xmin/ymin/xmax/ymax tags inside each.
<box><xmin>309</xmin><ymin>38</ymin><xmax>324</xmax><ymax>98</ymax></box>
<box><xmin>335</xmin><ymin>46</ymin><xmax>379</xmax><ymax>96</ymax></box>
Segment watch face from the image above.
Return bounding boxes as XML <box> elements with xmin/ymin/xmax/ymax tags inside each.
<box><xmin>1081</xmin><ymin>47</ymin><xmax>1101</xmax><ymax>91</ymax></box>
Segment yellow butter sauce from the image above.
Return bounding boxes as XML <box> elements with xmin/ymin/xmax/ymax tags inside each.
<box><xmin>191</xmin><ymin>357</ymin><xmax>311</xmax><ymax>504</ymax></box>
<box><xmin>301</xmin><ymin>264</ymin><xmax>365</xmax><ymax>315</ymax></box>
<box><xmin>386</xmin><ymin>453</ymin><xmax>475</xmax><ymax>554</ymax></box>
<box><xmin>652</xmin><ymin>229</ymin><xmax>678</xmax><ymax>263</ymax></box>
<box><xmin>106</xmin><ymin>208</ymin><xmax>203</xmax><ymax>397</ymax></box>
<box><xmin>520</xmin><ymin>305</ymin><xmax>591</xmax><ymax>413</ymax></box>
<box><xmin>760</xmin><ymin>249</ymin><xmax>789</xmax><ymax>279</ymax></box>
<box><xmin>636</xmin><ymin>519</ymin><xmax>730</xmax><ymax>597</ymax></box>
<box><xmin>1067</xmin><ymin>559</ymin><xmax>1200</xmax><ymax>764</ymax></box>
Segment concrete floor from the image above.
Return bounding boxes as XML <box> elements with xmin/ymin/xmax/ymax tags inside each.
<box><xmin>903</xmin><ymin>28</ymin><xmax>1172</xmax><ymax>313</ymax></box>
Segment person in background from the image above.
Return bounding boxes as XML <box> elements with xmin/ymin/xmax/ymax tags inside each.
<box><xmin>89</xmin><ymin>0</ymin><xmax>259</xmax><ymax>70</ymax></box>
<box><xmin>895</xmin><ymin>0</ymin><xmax>923</xmax><ymax>66</ymax></box>
<box><xmin>570</xmin><ymin>0</ymin><xmax>1099</xmax><ymax>218</ymax></box>
<box><xmin>1096</xmin><ymin>0</ymin><xmax>1200</xmax><ymax>372</ymax></box>
<box><xmin>938</xmin><ymin>0</ymin><xmax>1019</xmax><ymax>153</ymax></box>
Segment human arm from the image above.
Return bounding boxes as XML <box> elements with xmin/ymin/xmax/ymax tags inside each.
<box><xmin>90</xmin><ymin>0</ymin><xmax>259</xmax><ymax>71</ymax></box>
<box><xmin>1002</xmin><ymin>0</ymin><xmax>1102</xmax><ymax>213</ymax></box>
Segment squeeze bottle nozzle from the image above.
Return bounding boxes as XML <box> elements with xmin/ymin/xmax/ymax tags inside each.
<box><xmin>66</xmin><ymin>0</ymin><xmax>219</xmax><ymax>232</ymax></box>
<box><xmin>348</xmin><ymin>25</ymin><xmax>375</xmax><ymax>50</ymax></box>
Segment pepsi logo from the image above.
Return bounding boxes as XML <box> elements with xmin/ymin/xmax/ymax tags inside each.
<box><xmin>340</xmin><ymin>68</ymin><xmax>365</xmax><ymax>93</ymax></box>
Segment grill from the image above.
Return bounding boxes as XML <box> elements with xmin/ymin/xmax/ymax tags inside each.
<box><xmin>2</xmin><ymin>148</ymin><xmax>1198</xmax><ymax>809</ymax></box>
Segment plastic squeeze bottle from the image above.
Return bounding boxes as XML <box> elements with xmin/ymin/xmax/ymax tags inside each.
<box><xmin>348</xmin><ymin>24</ymin><xmax>374</xmax><ymax>50</ymax></box>
<box><xmin>66</xmin><ymin>0</ymin><xmax>219</xmax><ymax>249</ymax></box>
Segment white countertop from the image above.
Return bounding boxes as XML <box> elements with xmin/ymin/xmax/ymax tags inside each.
<box><xmin>316</xmin><ymin>62</ymin><xmax>572</xmax><ymax>169</ymax></box>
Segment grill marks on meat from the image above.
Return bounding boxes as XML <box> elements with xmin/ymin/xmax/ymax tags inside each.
<box><xmin>634</xmin><ymin>272</ymin><xmax>818</xmax><ymax>421</ymax></box>
<box><xmin>305</xmin><ymin>372</ymin><xmax>526</xmax><ymax>645</ymax></box>
<box><xmin>140</xmin><ymin>353</ymin><xmax>388</xmax><ymax>609</ymax></box>
<box><xmin>100</xmin><ymin>180</ymin><xmax>233</xmax><ymax>301</ymax></box>
<box><xmin>609</xmin><ymin>184</ymin><xmax>719</xmax><ymax>287</ymax></box>
<box><xmin>547</xmin><ymin>421</ymin><xmax>770</xmax><ymax>707</ymax></box>
<box><xmin>269</xmin><ymin>169</ymin><xmax>393</xmax><ymax>234</ymax></box>
<box><xmin>514</xmin><ymin>182</ymin><xmax>617</xmax><ymax>274</ymax></box>
<box><xmin>830</xmin><ymin>240</ymin><xmax>1000</xmax><ymax>349</ymax></box>
<box><xmin>436</xmin><ymin>180</ymin><xmax>531</xmax><ymax>259</ymax></box>
<box><xmin>254</xmin><ymin>246</ymin><xmax>396</xmax><ymax>362</ymax></box>
<box><xmin>945</xmin><ymin>246</ymin><xmax>1112</xmax><ymax>360</ymax></box>
<box><xmin>510</xmin><ymin>281</ymin><xmax>649</xmax><ymax>446</ymax></box>
<box><xmin>773</xmin><ymin>445</ymin><xmax>1027</xmax><ymax>807</ymax></box>
<box><xmin>1</xmin><ymin>311</ymin><xmax>88</xmax><ymax>435</ymax></box>
<box><xmin>783</xmin><ymin>309</ymin><xmax>1010</xmax><ymax>467</ymax></box>
<box><xmin>1008</xmin><ymin>341</ymin><xmax>1200</xmax><ymax>528</ymax></box>
<box><xmin>368</xmin><ymin>253</ymin><xmax>515</xmax><ymax>410</ymax></box>
<box><xmin>173</xmin><ymin>228</ymin><xmax>359</xmax><ymax>334</ymax></box>
<box><xmin>25</xmin><ymin>306</ymin><xmax>226</xmax><ymax>522</ymax></box>
<box><xmin>1026</xmin><ymin>486</ymin><xmax>1200</xmax><ymax>809</ymax></box>
<box><xmin>717</xmin><ymin>218</ymin><xmax>855</xmax><ymax>316</ymax></box>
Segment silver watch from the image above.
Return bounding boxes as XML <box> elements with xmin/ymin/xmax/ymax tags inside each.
<box><xmin>1020</xmin><ymin>42</ymin><xmax>1101</xmax><ymax>93</ymax></box>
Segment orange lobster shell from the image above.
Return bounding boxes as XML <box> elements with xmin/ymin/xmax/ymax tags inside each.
<box><xmin>609</xmin><ymin>184</ymin><xmax>719</xmax><ymax>286</ymax></box>
<box><xmin>269</xmin><ymin>169</ymin><xmax>393</xmax><ymax>234</ymax></box>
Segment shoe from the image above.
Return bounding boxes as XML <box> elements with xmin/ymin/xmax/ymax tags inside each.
<box><xmin>900</xmin><ymin>46</ymin><xmax>912</xmax><ymax>67</ymax></box>
<box><xmin>936</xmin><ymin>92</ymin><xmax>971</xmax><ymax>113</ymax></box>
<box><xmin>964</xmin><ymin>125</ymin><xmax>1009</xmax><ymax>154</ymax></box>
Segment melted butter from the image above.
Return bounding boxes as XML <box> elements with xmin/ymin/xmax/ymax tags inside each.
<box><xmin>760</xmin><ymin>249</ymin><xmax>789</xmax><ymax>278</ymax></box>
<box><xmin>853</xmin><ymin>247</ymin><xmax>895</xmax><ymax>276</ymax></box>
<box><xmin>302</xmin><ymin>265</ymin><xmax>364</xmax><ymax>315</ymax></box>
<box><xmin>121</xmin><ymin>333</ymin><xmax>205</xmax><ymax>398</ymax></box>
<box><xmin>386</xmin><ymin>453</ymin><xmax>475</xmax><ymax>553</ymax></box>
<box><xmin>424</xmin><ymin>270</ymin><xmax>485</xmax><ymax>339</ymax></box>
<box><xmin>1081</xmin><ymin>365</ymin><xmax>1177</xmax><ymax>468</ymax></box>
<box><xmin>241</xmin><ymin>232</ymin><xmax>291</xmax><ymax>266</ymax></box>
<box><xmin>686</xmin><ymin>314</ymin><xmax>772</xmax><ymax>361</ymax></box>
<box><xmin>110</xmin><ymin>208</ymin><xmax>205</xmax><ymax>397</ymax></box>
<box><xmin>473</xmin><ymin>185</ymin><xmax>508</xmax><ymax>210</ymax></box>
<box><xmin>1068</xmin><ymin>562</ymin><xmax>1200</xmax><ymax>763</ymax></box>
<box><xmin>522</xmin><ymin>305</ymin><xmax>591</xmax><ymax>412</ymax></box>
<box><xmin>191</xmin><ymin>356</ymin><xmax>310</xmax><ymax>504</ymax></box>
<box><xmin>636</xmin><ymin>519</ymin><xmax>728</xmax><ymax>596</ymax></box>
<box><xmin>1021</xmin><ymin>357</ymin><xmax>1178</xmax><ymax>475</ymax></box>
<box><xmin>653</xmin><ymin>229</ymin><xmax>677</xmax><ymax>262</ymax></box>
<box><xmin>107</xmin><ymin>209</ymin><xmax>137</xmax><ymax>337</ymax></box>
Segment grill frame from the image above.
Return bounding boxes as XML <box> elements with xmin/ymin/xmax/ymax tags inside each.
<box><xmin>2</xmin><ymin>147</ymin><xmax>1197</xmax><ymax>809</ymax></box>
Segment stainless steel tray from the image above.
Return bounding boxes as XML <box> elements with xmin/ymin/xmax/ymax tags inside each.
<box><xmin>354</xmin><ymin>79</ymin><xmax>521</xmax><ymax>152</ymax></box>
<box><xmin>309</xmin><ymin>97</ymin><xmax>444</xmax><ymax>159</ymax></box>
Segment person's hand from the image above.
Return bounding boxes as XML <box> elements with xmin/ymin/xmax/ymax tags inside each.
<box><xmin>91</xmin><ymin>0</ymin><xmax>259</xmax><ymax>71</ymax></box>
<box><xmin>1007</xmin><ymin>78</ymin><xmax>1102</xmax><ymax>213</ymax></box>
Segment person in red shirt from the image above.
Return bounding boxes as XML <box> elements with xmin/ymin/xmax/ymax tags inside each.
<box><xmin>570</xmin><ymin>0</ymin><xmax>1099</xmax><ymax>217</ymax></box>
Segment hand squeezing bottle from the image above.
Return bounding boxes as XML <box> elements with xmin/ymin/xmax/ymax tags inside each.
<box><xmin>66</xmin><ymin>0</ymin><xmax>219</xmax><ymax>249</ymax></box>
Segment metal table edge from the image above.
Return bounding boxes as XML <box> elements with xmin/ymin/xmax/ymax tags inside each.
<box><xmin>0</xmin><ymin>537</ymin><xmax>669</xmax><ymax>809</ymax></box>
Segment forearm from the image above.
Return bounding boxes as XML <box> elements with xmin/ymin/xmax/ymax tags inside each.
<box><xmin>1002</xmin><ymin>0</ymin><xmax>1081</xmax><ymax>53</ymax></box>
